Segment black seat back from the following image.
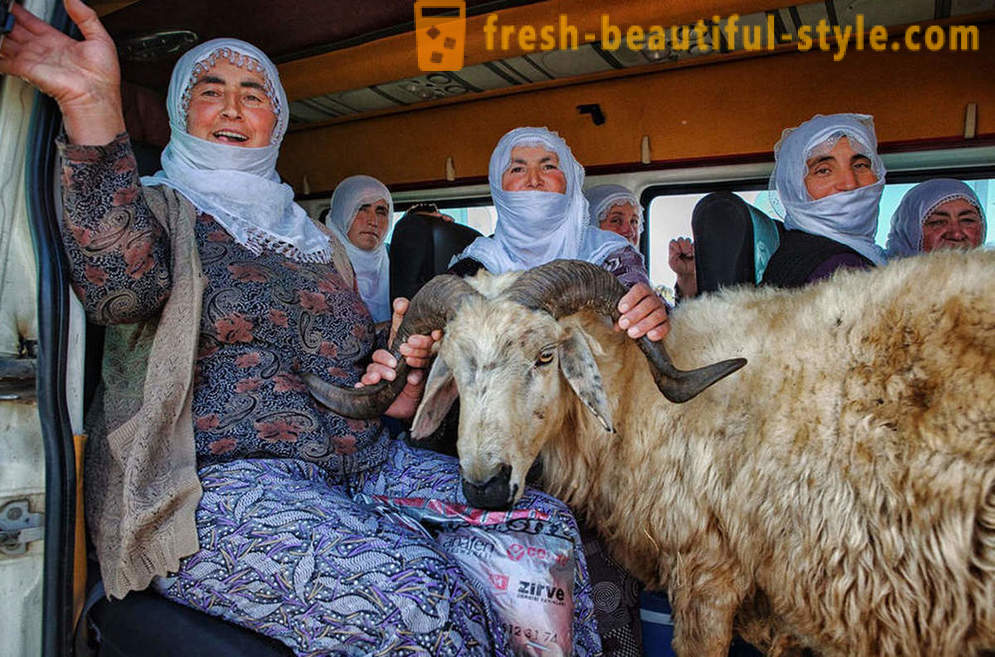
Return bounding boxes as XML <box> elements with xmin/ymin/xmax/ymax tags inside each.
<box><xmin>691</xmin><ymin>192</ymin><xmax>782</xmax><ymax>294</ymax></box>
<box><xmin>389</xmin><ymin>211</ymin><xmax>482</xmax><ymax>301</ymax></box>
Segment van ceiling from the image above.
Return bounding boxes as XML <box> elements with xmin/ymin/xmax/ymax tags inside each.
<box><xmin>94</xmin><ymin>0</ymin><xmax>994</xmax><ymax>130</ymax></box>
<box><xmin>97</xmin><ymin>0</ymin><xmax>540</xmax><ymax>91</ymax></box>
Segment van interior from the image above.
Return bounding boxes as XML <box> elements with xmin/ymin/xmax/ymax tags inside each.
<box><xmin>1</xmin><ymin>0</ymin><xmax>993</xmax><ymax>655</ymax></box>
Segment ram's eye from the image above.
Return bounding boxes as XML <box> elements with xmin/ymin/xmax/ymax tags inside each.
<box><xmin>536</xmin><ymin>349</ymin><xmax>556</xmax><ymax>366</ymax></box>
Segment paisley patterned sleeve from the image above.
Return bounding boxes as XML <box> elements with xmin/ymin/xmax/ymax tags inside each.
<box><xmin>600</xmin><ymin>246</ymin><xmax>651</xmax><ymax>290</ymax></box>
<box><xmin>58</xmin><ymin>133</ymin><xmax>172</xmax><ymax>325</ymax></box>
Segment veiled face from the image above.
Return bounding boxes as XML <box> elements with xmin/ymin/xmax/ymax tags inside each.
<box><xmin>347</xmin><ymin>199</ymin><xmax>390</xmax><ymax>250</ymax></box>
<box><xmin>501</xmin><ymin>146</ymin><xmax>567</xmax><ymax>194</ymax></box>
<box><xmin>920</xmin><ymin>198</ymin><xmax>985</xmax><ymax>253</ymax></box>
<box><xmin>185</xmin><ymin>58</ymin><xmax>276</xmax><ymax>148</ymax></box>
<box><xmin>599</xmin><ymin>202</ymin><xmax>641</xmax><ymax>247</ymax></box>
<box><xmin>803</xmin><ymin>137</ymin><xmax>878</xmax><ymax>200</ymax></box>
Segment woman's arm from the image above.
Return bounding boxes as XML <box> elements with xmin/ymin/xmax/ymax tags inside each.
<box><xmin>59</xmin><ymin>134</ymin><xmax>172</xmax><ymax>324</ymax></box>
<box><xmin>0</xmin><ymin>0</ymin><xmax>126</xmax><ymax>144</ymax></box>
<box><xmin>602</xmin><ymin>246</ymin><xmax>670</xmax><ymax>342</ymax></box>
<box><xmin>359</xmin><ymin>298</ymin><xmax>441</xmax><ymax>421</ymax></box>
<box><xmin>668</xmin><ymin>237</ymin><xmax>698</xmax><ymax>300</ymax></box>
<box><xmin>2</xmin><ymin>0</ymin><xmax>173</xmax><ymax>322</ymax></box>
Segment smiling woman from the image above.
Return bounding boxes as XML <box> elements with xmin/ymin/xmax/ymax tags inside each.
<box><xmin>184</xmin><ymin>58</ymin><xmax>276</xmax><ymax>148</ymax></box>
<box><xmin>0</xmin><ymin>2</ymin><xmax>605</xmax><ymax>655</ymax></box>
<box><xmin>886</xmin><ymin>178</ymin><xmax>988</xmax><ymax>258</ymax></box>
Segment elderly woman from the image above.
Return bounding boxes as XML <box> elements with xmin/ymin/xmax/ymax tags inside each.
<box><xmin>452</xmin><ymin>127</ymin><xmax>669</xmax><ymax>342</ymax></box>
<box><xmin>585</xmin><ymin>183</ymin><xmax>643</xmax><ymax>248</ymax></box>
<box><xmin>886</xmin><ymin>178</ymin><xmax>987</xmax><ymax>258</ymax></box>
<box><xmin>762</xmin><ymin>113</ymin><xmax>887</xmax><ymax>288</ymax></box>
<box><xmin>325</xmin><ymin>175</ymin><xmax>393</xmax><ymax>322</ymax></box>
<box><xmin>1</xmin><ymin>3</ymin><xmax>602</xmax><ymax>655</ymax></box>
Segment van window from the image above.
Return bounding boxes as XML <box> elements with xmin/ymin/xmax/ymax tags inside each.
<box><xmin>388</xmin><ymin>205</ymin><xmax>497</xmax><ymax>243</ymax></box>
<box><xmin>646</xmin><ymin>178</ymin><xmax>995</xmax><ymax>290</ymax></box>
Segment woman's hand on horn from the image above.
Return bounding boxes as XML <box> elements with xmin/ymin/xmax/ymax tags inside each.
<box><xmin>359</xmin><ymin>297</ymin><xmax>442</xmax><ymax>420</ymax></box>
<box><xmin>0</xmin><ymin>0</ymin><xmax>125</xmax><ymax>144</ymax></box>
<box><xmin>616</xmin><ymin>282</ymin><xmax>670</xmax><ymax>342</ymax></box>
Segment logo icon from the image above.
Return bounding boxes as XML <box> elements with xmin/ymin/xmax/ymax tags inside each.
<box><xmin>488</xmin><ymin>572</ymin><xmax>509</xmax><ymax>590</ymax></box>
<box><xmin>414</xmin><ymin>0</ymin><xmax>466</xmax><ymax>71</ymax></box>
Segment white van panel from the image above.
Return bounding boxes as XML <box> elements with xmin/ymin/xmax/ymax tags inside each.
<box><xmin>0</xmin><ymin>1</ymin><xmax>57</xmax><ymax>654</ymax></box>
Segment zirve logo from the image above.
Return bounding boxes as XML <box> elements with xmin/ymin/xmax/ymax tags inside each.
<box><xmin>414</xmin><ymin>0</ymin><xmax>466</xmax><ymax>71</ymax></box>
<box><xmin>517</xmin><ymin>580</ymin><xmax>567</xmax><ymax>604</ymax></box>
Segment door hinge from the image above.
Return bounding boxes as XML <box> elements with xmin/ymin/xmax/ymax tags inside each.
<box><xmin>0</xmin><ymin>500</ymin><xmax>44</xmax><ymax>556</ymax></box>
<box><xmin>0</xmin><ymin>356</ymin><xmax>37</xmax><ymax>402</ymax></box>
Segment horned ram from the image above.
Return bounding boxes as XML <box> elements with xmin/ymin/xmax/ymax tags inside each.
<box><xmin>307</xmin><ymin>250</ymin><xmax>995</xmax><ymax>657</ymax></box>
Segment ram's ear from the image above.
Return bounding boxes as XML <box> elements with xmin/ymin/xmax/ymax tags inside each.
<box><xmin>411</xmin><ymin>356</ymin><xmax>459</xmax><ymax>439</ymax></box>
<box><xmin>559</xmin><ymin>329</ymin><xmax>614</xmax><ymax>433</ymax></box>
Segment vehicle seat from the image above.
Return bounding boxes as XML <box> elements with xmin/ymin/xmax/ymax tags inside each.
<box><xmin>389</xmin><ymin>210</ymin><xmax>482</xmax><ymax>302</ymax></box>
<box><xmin>690</xmin><ymin>192</ymin><xmax>783</xmax><ymax>294</ymax></box>
<box><xmin>88</xmin><ymin>588</ymin><xmax>291</xmax><ymax>657</ymax></box>
<box><xmin>386</xmin><ymin>210</ymin><xmax>481</xmax><ymax>457</ymax></box>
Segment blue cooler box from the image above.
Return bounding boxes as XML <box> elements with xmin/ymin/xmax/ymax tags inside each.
<box><xmin>640</xmin><ymin>590</ymin><xmax>765</xmax><ymax>657</ymax></box>
<box><xmin>640</xmin><ymin>590</ymin><xmax>676</xmax><ymax>657</ymax></box>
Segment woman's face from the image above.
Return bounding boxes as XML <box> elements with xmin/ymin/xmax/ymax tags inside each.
<box><xmin>346</xmin><ymin>199</ymin><xmax>390</xmax><ymax>250</ymax></box>
<box><xmin>803</xmin><ymin>137</ymin><xmax>878</xmax><ymax>200</ymax></box>
<box><xmin>186</xmin><ymin>58</ymin><xmax>276</xmax><ymax>148</ymax></box>
<box><xmin>501</xmin><ymin>146</ymin><xmax>567</xmax><ymax>194</ymax></box>
<box><xmin>920</xmin><ymin>198</ymin><xmax>984</xmax><ymax>253</ymax></box>
<box><xmin>599</xmin><ymin>202</ymin><xmax>641</xmax><ymax>247</ymax></box>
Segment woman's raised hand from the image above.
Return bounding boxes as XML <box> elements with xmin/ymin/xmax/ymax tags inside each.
<box><xmin>0</xmin><ymin>0</ymin><xmax>125</xmax><ymax>144</ymax></box>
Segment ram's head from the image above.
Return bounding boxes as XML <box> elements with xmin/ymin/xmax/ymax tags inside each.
<box><xmin>306</xmin><ymin>260</ymin><xmax>745</xmax><ymax>509</ymax></box>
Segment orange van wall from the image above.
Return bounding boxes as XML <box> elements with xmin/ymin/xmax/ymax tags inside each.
<box><xmin>278</xmin><ymin>22</ymin><xmax>994</xmax><ymax>196</ymax></box>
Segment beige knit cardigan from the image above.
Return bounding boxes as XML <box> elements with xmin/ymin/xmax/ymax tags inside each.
<box><xmin>84</xmin><ymin>185</ymin><xmax>353</xmax><ymax>599</ymax></box>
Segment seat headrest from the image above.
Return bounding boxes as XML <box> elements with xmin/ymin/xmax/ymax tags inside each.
<box><xmin>389</xmin><ymin>211</ymin><xmax>482</xmax><ymax>301</ymax></box>
<box><xmin>691</xmin><ymin>192</ymin><xmax>781</xmax><ymax>294</ymax></box>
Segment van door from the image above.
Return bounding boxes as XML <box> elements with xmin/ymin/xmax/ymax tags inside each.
<box><xmin>0</xmin><ymin>20</ymin><xmax>47</xmax><ymax>657</ymax></box>
<box><xmin>0</xmin><ymin>1</ymin><xmax>87</xmax><ymax>656</ymax></box>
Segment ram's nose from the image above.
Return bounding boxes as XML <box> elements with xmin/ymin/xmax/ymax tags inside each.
<box><xmin>461</xmin><ymin>463</ymin><xmax>514</xmax><ymax>510</ymax></box>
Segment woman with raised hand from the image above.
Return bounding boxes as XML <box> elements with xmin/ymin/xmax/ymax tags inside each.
<box><xmin>0</xmin><ymin>3</ymin><xmax>601</xmax><ymax>655</ymax></box>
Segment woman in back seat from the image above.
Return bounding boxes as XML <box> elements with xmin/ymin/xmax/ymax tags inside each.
<box><xmin>1</xmin><ymin>2</ymin><xmax>602</xmax><ymax>655</ymax></box>
<box><xmin>451</xmin><ymin>127</ymin><xmax>670</xmax><ymax>342</ymax></box>
<box><xmin>762</xmin><ymin>113</ymin><xmax>887</xmax><ymax>288</ymax></box>
<box><xmin>886</xmin><ymin>178</ymin><xmax>987</xmax><ymax>258</ymax></box>
<box><xmin>585</xmin><ymin>183</ymin><xmax>643</xmax><ymax>248</ymax></box>
<box><xmin>323</xmin><ymin>175</ymin><xmax>394</xmax><ymax>323</ymax></box>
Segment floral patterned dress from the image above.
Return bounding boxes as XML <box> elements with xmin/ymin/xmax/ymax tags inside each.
<box><xmin>59</xmin><ymin>134</ymin><xmax>602</xmax><ymax>657</ymax></box>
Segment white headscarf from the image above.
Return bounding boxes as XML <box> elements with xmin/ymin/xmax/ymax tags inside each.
<box><xmin>585</xmin><ymin>184</ymin><xmax>643</xmax><ymax>230</ymax></box>
<box><xmin>325</xmin><ymin>175</ymin><xmax>393</xmax><ymax>322</ymax></box>
<box><xmin>454</xmin><ymin>127</ymin><xmax>629</xmax><ymax>274</ymax></box>
<box><xmin>770</xmin><ymin>113</ymin><xmax>887</xmax><ymax>265</ymax></box>
<box><xmin>142</xmin><ymin>38</ymin><xmax>332</xmax><ymax>263</ymax></box>
<box><xmin>885</xmin><ymin>179</ymin><xmax>986</xmax><ymax>259</ymax></box>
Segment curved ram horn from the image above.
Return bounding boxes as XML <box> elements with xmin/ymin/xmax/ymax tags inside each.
<box><xmin>305</xmin><ymin>274</ymin><xmax>482</xmax><ymax>419</ymax></box>
<box><xmin>504</xmin><ymin>259</ymin><xmax>746</xmax><ymax>403</ymax></box>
